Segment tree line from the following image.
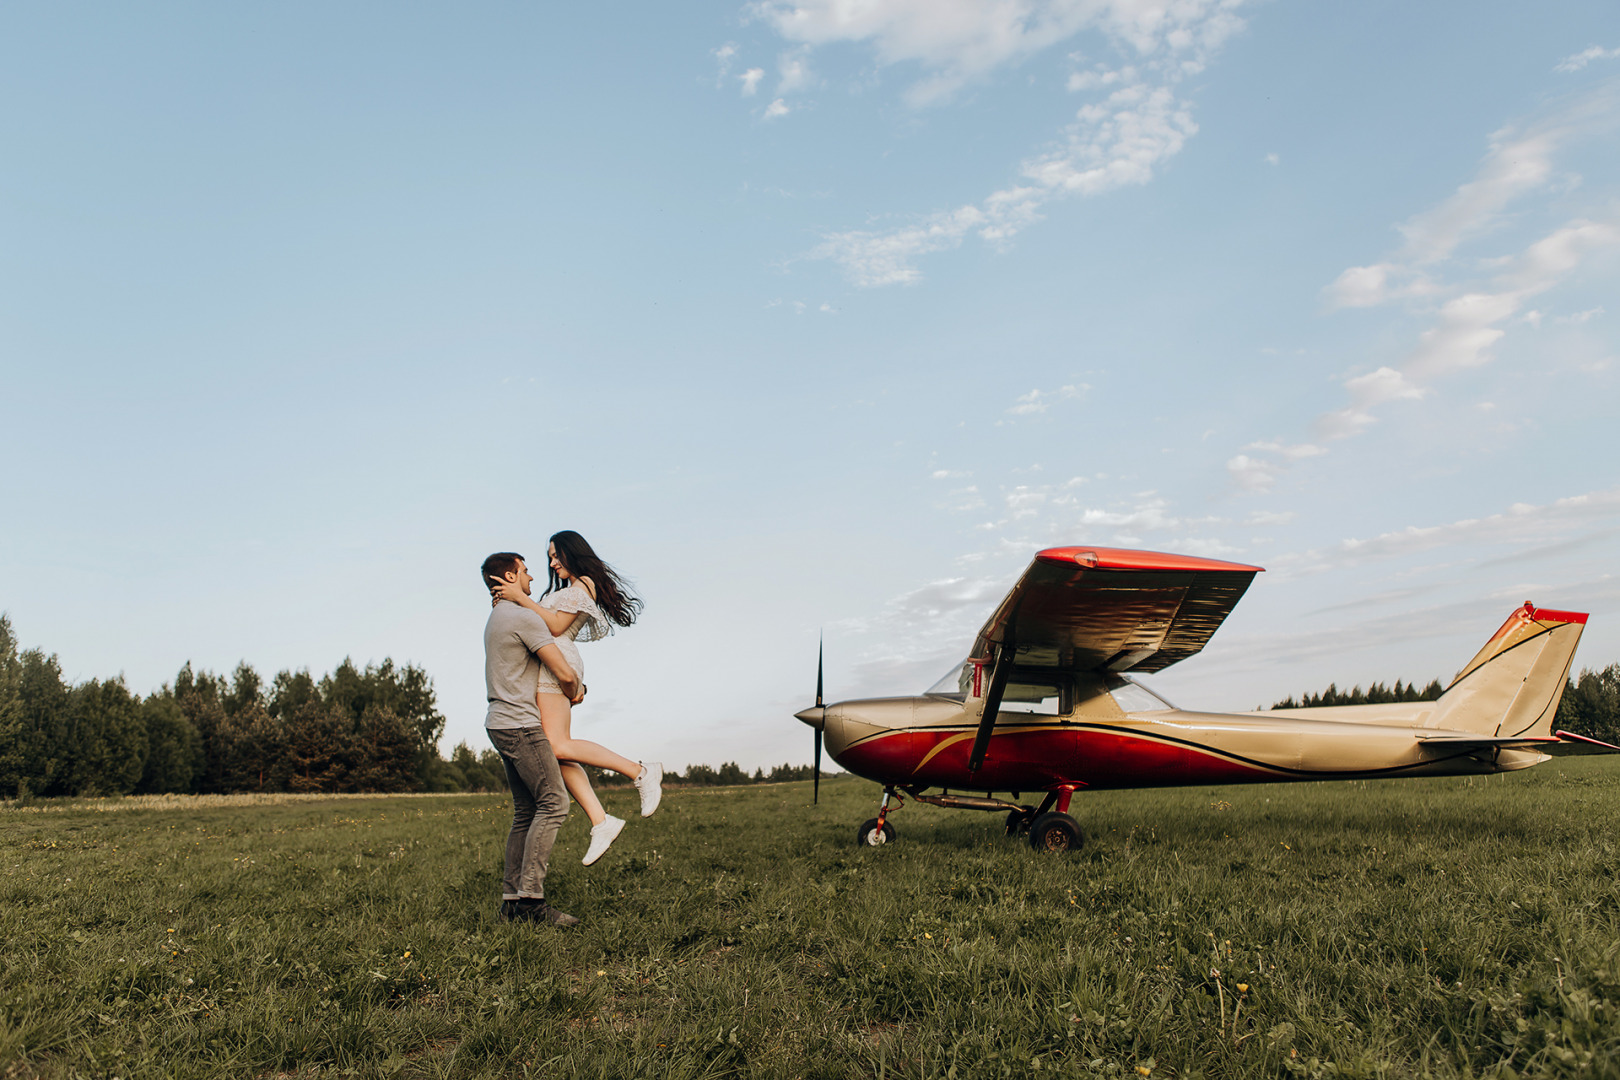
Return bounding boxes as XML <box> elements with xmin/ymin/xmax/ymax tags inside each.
<box><xmin>0</xmin><ymin>616</ymin><xmax>825</xmax><ymax>800</ymax></box>
<box><xmin>1271</xmin><ymin>666</ymin><xmax>1620</xmax><ymax>745</ymax></box>
<box><xmin>1270</xmin><ymin>679</ymin><xmax>1445</xmax><ymax>709</ymax></box>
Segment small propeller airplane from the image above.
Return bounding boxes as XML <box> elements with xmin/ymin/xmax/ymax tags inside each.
<box><xmin>795</xmin><ymin>546</ymin><xmax>1617</xmax><ymax>852</ymax></box>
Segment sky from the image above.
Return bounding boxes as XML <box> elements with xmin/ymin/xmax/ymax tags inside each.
<box><xmin>3</xmin><ymin>1</ymin><xmax>1619</xmax><ymax>772</ymax></box>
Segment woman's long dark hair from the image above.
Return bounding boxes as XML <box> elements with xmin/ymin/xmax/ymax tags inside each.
<box><xmin>546</xmin><ymin>530</ymin><xmax>643</xmax><ymax>628</ymax></box>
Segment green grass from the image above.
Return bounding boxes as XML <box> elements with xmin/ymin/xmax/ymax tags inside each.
<box><xmin>3</xmin><ymin>759</ymin><xmax>1619</xmax><ymax>1079</ymax></box>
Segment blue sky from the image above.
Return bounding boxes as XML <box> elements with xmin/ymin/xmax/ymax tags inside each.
<box><xmin>3</xmin><ymin>1</ymin><xmax>1618</xmax><ymax>770</ymax></box>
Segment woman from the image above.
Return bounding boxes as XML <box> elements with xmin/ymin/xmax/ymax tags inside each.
<box><xmin>491</xmin><ymin>530</ymin><xmax>661</xmax><ymax>865</ymax></box>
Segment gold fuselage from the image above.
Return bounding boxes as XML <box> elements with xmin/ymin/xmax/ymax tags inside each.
<box><xmin>813</xmin><ymin>695</ymin><xmax>1544</xmax><ymax>793</ymax></box>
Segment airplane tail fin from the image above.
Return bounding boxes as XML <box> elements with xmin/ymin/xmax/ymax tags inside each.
<box><xmin>1426</xmin><ymin>603</ymin><xmax>1587</xmax><ymax>737</ymax></box>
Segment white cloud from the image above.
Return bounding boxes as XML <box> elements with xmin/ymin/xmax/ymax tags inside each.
<box><xmin>1316</xmin><ymin>218</ymin><xmax>1620</xmax><ymax>440</ymax></box>
<box><xmin>1079</xmin><ymin>496</ymin><xmax>1178</xmax><ymax>531</ymax></box>
<box><xmin>752</xmin><ymin>0</ymin><xmax>1246</xmax><ymax>105</ymax></box>
<box><xmin>778</xmin><ymin>51</ymin><xmax>813</xmax><ymax>93</ymax></box>
<box><xmin>1274</xmin><ymin>487</ymin><xmax>1620</xmax><ymax>573</ymax></box>
<box><xmin>1324</xmin><ymin>262</ymin><xmax>1439</xmax><ymax>308</ymax></box>
<box><xmin>741</xmin><ymin>67</ymin><xmax>765</xmax><ymax>95</ymax></box>
<box><xmin>713</xmin><ymin>42</ymin><xmax>739</xmax><ymax>84</ymax></box>
<box><xmin>1296</xmin><ymin>86</ymin><xmax>1620</xmax><ymax>449</ymax></box>
<box><xmin>763</xmin><ymin>98</ymin><xmax>791</xmax><ymax>119</ymax></box>
<box><xmin>1069</xmin><ymin>64</ymin><xmax>1135</xmax><ymax>92</ymax></box>
<box><xmin>1225</xmin><ymin>441</ymin><xmax>1327</xmax><ymax>492</ymax></box>
<box><xmin>1246</xmin><ymin>440</ymin><xmax>1327</xmax><ymax>462</ymax></box>
<box><xmin>1264</xmin><ymin>151</ymin><xmax>1279</xmax><ymax>166</ymax></box>
<box><xmin>752</xmin><ymin>0</ymin><xmax>1250</xmax><ymax>285</ymax></box>
<box><xmin>820</xmin><ymin>76</ymin><xmax>1205</xmax><ymax>283</ymax></box>
<box><xmin>1393</xmin><ymin>127</ymin><xmax>1562</xmax><ymax>265</ymax></box>
<box><xmin>1225</xmin><ymin>454</ymin><xmax>1277</xmax><ymax>493</ymax></box>
<box><xmin>1559</xmin><ymin>305</ymin><xmax>1604</xmax><ymax>324</ymax></box>
<box><xmin>1005</xmin><ymin>383</ymin><xmax>1086</xmax><ymax>415</ymax></box>
<box><xmin>1555</xmin><ymin>45</ymin><xmax>1620</xmax><ymax>73</ymax></box>
<box><xmin>814</xmin><ymin>204</ymin><xmax>986</xmax><ymax>286</ymax></box>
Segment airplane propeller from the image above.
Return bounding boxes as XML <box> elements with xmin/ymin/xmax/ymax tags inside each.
<box><xmin>814</xmin><ymin>635</ymin><xmax>823</xmax><ymax>804</ymax></box>
<box><xmin>792</xmin><ymin>635</ymin><xmax>827</xmax><ymax>804</ymax></box>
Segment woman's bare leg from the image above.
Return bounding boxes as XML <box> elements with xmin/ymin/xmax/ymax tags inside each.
<box><xmin>537</xmin><ymin>692</ymin><xmax>644</xmax><ymax>780</ymax></box>
<box><xmin>559</xmin><ymin>762</ymin><xmax>606</xmax><ymax>826</ymax></box>
<box><xmin>539</xmin><ymin>693</ymin><xmax>608</xmax><ymax>826</ymax></box>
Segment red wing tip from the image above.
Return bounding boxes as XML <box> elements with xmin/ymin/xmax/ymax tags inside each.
<box><xmin>1528</xmin><ymin>606</ymin><xmax>1589</xmax><ymax>625</ymax></box>
<box><xmin>1037</xmin><ymin>546</ymin><xmax>1265</xmax><ymax>574</ymax></box>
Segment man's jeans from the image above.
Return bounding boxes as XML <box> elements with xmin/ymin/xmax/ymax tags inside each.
<box><xmin>487</xmin><ymin>726</ymin><xmax>569</xmax><ymax>900</ymax></box>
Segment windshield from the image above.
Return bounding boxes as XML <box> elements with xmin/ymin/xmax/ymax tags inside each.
<box><xmin>1105</xmin><ymin>674</ymin><xmax>1176</xmax><ymax>712</ymax></box>
<box><xmin>925</xmin><ymin>659</ymin><xmax>974</xmax><ymax>699</ymax></box>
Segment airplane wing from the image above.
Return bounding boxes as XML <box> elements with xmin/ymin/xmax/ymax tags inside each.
<box><xmin>961</xmin><ymin>546</ymin><xmax>1262</xmax><ymax>773</ymax></box>
<box><xmin>970</xmin><ymin>546</ymin><xmax>1264</xmax><ymax>675</ymax></box>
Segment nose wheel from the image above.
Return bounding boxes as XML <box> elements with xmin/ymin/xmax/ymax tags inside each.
<box><xmin>857</xmin><ymin>818</ymin><xmax>896</xmax><ymax>846</ymax></box>
<box><xmin>856</xmin><ymin>787</ymin><xmax>902</xmax><ymax>847</ymax></box>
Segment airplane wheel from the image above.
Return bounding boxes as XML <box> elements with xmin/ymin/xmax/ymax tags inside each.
<box><xmin>857</xmin><ymin>818</ymin><xmax>896</xmax><ymax>847</ymax></box>
<box><xmin>1005</xmin><ymin>809</ymin><xmax>1031</xmax><ymax>837</ymax></box>
<box><xmin>1028</xmin><ymin>812</ymin><xmax>1083</xmax><ymax>853</ymax></box>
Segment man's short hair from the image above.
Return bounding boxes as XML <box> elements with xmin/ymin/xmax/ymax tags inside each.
<box><xmin>481</xmin><ymin>552</ymin><xmax>525</xmax><ymax>589</ymax></box>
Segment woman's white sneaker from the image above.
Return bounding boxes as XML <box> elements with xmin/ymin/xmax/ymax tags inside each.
<box><xmin>635</xmin><ymin>762</ymin><xmax>663</xmax><ymax>817</ymax></box>
<box><xmin>582</xmin><ymin>815</ymin><xmax>625</xmax><ymax>866</ymax></box>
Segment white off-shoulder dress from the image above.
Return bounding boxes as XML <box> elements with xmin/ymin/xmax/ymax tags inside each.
<box><xmin>534</xmin><ymin>584</ymin><xmax>613</xmax><ymax>695</ymax></box>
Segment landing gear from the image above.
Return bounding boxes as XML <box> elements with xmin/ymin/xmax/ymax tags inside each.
<box><xmin>856</xmin><ymin>787</ymin><xmax>903</xmax><ymax>848</ymax></box>
<box><xmin>857</xmin><ymin>818</ymin><xmax>896</xmax><ymax>846</ymax></box>
<box><xmin>857</xmin><ymin>783</ymin><xmax>1084</xmax><ymax>851</ymax></box>
<box><xmin>1029</xmin><ymin>811</ymin><xmax>1083</xmax><ymax>852</ymax></box>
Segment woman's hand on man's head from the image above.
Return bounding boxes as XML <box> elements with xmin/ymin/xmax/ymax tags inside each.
<box><xmin>489</xmin><ymin>575</ymin><xmax>525</xmax><ymax>606</ymax></box>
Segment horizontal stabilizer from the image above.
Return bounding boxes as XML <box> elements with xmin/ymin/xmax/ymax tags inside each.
<box><xmin>1546</xmin><ymin>730</ymin><xmax>1620</xmax><ymax>756</ymax></box>
<box><xmin>1415</xmin><ymin>732</ymin><xmax>1562</xmax><ymax>752</ymax></box>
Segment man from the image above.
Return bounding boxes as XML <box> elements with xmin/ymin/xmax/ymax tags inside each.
<box><xmin>481</xmin><ymin>550</ymin><xmax>583</xmax><ymax>927</ymax></box>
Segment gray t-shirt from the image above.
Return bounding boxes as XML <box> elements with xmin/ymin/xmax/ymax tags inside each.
<box><xmin>484</xmin><ymin>601</ymin><xmax>559</xmax><ymax>730</ymax></box>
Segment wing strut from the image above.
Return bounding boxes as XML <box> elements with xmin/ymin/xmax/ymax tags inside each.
<box><xmin>967</xmin><ymin>637</ymin><xmax>1015</xmax><ymax>775</ymax></box>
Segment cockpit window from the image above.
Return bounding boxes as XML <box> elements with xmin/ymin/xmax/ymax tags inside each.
<box><xmin>924</xmin><ymin>659</ymin><xmax>1063</xmax><ymax>715</ymax></box>
<box><xmin>1000</xmin><ymin>680</ymin><xmax>1062</xmax><ymax>715</ymax></box>
<box><xmin>1105</xmin><ymin>674</ymin><xmax>1175</xmax><ymax>712</ymax></box>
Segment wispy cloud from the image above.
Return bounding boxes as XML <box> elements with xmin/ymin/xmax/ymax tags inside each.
<box><xmin>776</xmin><ymin>50</ymin><xmax>812</xmax><ymax>93</ymax></box>
<box><xmin>1006</xmin><ymin>383</ymin><xmax>1087</xmax><ymax>415</ymax></box>
<box><xmin>1222</xmin><ymin>85</ymin><xmax>1620</xmax><ymax>488</ymax></box>
<box><xmin>1272</xmin><ymin>487</ymin><xmax>1620</xmax><ymax>576</ymax></box>
<box><xmin>713</xmin><ymin>42</ymin><xmax>739</xmax><ymax>86</ymax></box>
<box><xmin>749</xmin><ymin>0</ymin><xmax>1250</xmax><ymax>285</ymax></box>
<box><xmin>1555</xmin><ymin>45</ymin><xmax>1620</xmax><ymax>74</ymax></box>
<box><xmin>1317</xmin><ymin>217</ymin><xmax>1620</xmax><ymax>440</ymax></box>
<box><xmin>1199</xmin><ymin>574</ymin><xmax>1620</xmax><ymax>686</ymax></box>
<box><xmin>1225</xmin><ymin>441</ymin><xmax>1326</xmax><ymax>493</ymax></box>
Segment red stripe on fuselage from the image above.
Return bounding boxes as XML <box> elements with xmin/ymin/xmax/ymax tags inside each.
<box><xmin>839</xmin><ymin>724</ymin><xmax>1275</xmax><ymax>791</ymax></box>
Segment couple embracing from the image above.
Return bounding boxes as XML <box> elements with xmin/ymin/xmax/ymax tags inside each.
<box><xmin>481</xmin><ymin>532</ymin><xmax>661</xmax><ymax>927</ymax></box>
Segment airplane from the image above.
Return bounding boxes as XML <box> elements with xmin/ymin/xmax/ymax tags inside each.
<box><xmin>794</xmin><ymin>546</ymin><xmax>1617</xmax><ymax>852</ymax></box>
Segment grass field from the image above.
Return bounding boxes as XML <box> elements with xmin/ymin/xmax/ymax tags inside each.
<box><xmin>3</xmin><ymin>758</ymin><xmax>1619</xmax><ymax>1079</ymax></box>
